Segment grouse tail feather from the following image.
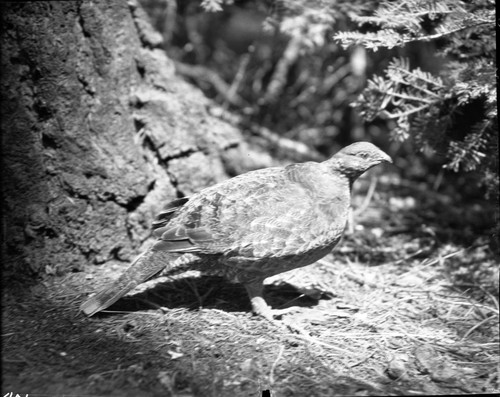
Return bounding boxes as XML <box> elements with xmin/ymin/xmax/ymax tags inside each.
<box><xmin>80</xmin><ymin>249</ymin><xmax>179</xmax><ymax>316</ymax></box>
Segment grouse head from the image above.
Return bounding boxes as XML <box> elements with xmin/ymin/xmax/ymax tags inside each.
<box><xmin>328</xmin><ymin>141</ymin><xmax>392</xmax><ymax>181</ymax></box>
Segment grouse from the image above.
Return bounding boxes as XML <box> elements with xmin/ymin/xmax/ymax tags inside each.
<box><xmin>81</xmin><ymin>141</ymin><xmax>391</xmax><ymax>319</ymax></box>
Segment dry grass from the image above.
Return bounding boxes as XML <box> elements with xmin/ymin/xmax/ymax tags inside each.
<box><xmin>2</xmin><ymin>175</ymin><xmax>498</xmax><ymax>396</ymax></box>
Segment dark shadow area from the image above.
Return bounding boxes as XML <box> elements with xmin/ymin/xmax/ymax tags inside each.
<box><xmin>357</xmin><ymin>177</ymin><xmax>495</xmax><ymax>248</ymax></box>
<box><xmin>343</xmin><ymin>177</ymin><xmax>498</xmax><ymax>305</ymax></box>
<box><xmin>96</xmin><ymin>275</ymin><xmax>326</xmax><ymax>316</ymax></box>
<box><xmin>388</xmin><ymin>182</ymin><xmax>495</xmax><ymax>246</ymax></box>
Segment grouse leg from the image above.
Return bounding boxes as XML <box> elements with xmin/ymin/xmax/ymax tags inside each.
<box><xmin>244</xmin><ymin>280</ymin><xmax>302</xmax><ymax>321</ymax></box>
<box><xmin>244</xmin><ymin>280</ymin><xmax>274</xmax><ymax>321</ymax></box>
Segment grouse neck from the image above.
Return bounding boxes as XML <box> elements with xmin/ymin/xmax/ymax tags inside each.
<box><xmin>325</xmin><ymin>157</ymin><xmax>367</xmax><ymax>183</ymax></box>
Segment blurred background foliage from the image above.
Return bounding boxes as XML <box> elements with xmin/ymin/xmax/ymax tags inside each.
<box><xmin>138</xmin><ymin>0</ymin><xmax>497</xmax><ymax>205</ymax></box>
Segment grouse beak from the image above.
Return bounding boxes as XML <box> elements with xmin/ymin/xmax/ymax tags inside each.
<box><xmin>379</xmin><ymin>151</ymin><xmax>393</xmax><ymax>164</ymax></box>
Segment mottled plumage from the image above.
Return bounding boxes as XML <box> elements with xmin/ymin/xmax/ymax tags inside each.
<box><xmin>81</xmin><ymin>142</ymin><xmax>391</xmax><ymax>318</ymax></box>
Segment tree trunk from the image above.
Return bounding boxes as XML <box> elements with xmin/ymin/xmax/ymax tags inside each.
<box><xmin>1</xmin><ymin>0</ymin><xmax>251</xmax><ymax>281</ymax></box>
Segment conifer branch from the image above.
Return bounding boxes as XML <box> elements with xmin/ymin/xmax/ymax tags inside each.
<box><xmin>334</xmin><ymin>0</ymin><xmax>497</xmax><ymax>195</ymax></box>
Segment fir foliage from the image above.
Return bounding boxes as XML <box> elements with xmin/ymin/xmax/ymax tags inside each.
<box><xmin>200</xmin><ymin>0</ymin><xmax>225</xmax><ymax>12</ymax></box>
<box><xmin>334</xmin><ymin>0</ymin><xmax>497</xmax><ymax>197</ymax></box>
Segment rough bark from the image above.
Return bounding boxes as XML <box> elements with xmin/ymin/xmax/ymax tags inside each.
<box><xmin>0</xmin><ymin>0</ymin><xmax>254</xmax><ymax>280</ymax></box>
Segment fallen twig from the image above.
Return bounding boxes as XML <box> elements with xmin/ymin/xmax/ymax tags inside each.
<box><xmin>269</xmin><ymin>345</ymin><xmax>285</xmax><ymax>385</ymax></box>
<box><xmin>354</xmin><ymin>176</ymin><xmax>378</xmax><ymax>216</ymax></box>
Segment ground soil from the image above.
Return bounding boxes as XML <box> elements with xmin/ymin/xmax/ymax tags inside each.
<box><xmin>2</xmin><ymin>175</ymin><xmax>498</xmax><ymax>396</ymax></box>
